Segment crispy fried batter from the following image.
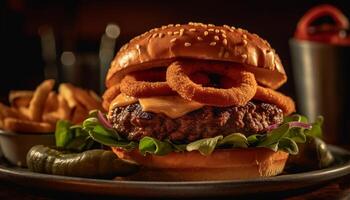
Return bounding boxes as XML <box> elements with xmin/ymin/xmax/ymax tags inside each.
<box><xmin>102</xmin><ymin>84</ymin><xmax>121</xmax><ymax>111</ymax></box>
<box><xmin>254</xmin><ymin>86</ymin><xmax>295</xmax><ymax>115</ymax></box>
<box><xmin>120</xmin><ymin>69</ymin><xmax>176</xmax><ymax>98</ymax></box>
<box><xmin>166</xmin><ymin>60</ymin><xmax>257</xmax><ymax>107</ymax></box>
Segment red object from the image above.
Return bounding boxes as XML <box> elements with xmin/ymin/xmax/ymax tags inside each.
<box><xmin>295</xmin><ymin>4</ymin><xmax>350</xmax><ymax>45</ymax></box>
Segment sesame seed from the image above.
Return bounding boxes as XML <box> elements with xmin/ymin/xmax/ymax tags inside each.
<box><xmin>237</xmin><ymin>28</ymin><xmax>243</xmax><ymax>33</ymax></box>
<box><xmin>215</xmin><ymin>29</ymin><xmax>220</xmax><ymax>33</ymax></box>
<box><xmin>161</xmin><ymin>26</ymin><xmax>167</xmax><ymax>29</ymax></box>
<box><xmin>168</xmin><ymin>24</ymin><xmax>174</xmax><ymax>27</ymax></box>
<box><xmin>197</xmin><ymin>36</ymin><xmax>203</xmax><ymax>41</ymax></box>
<box><xmin>224</xmin><ymin>52</ymin><xmax>230</xmax><ymax>58</ymax></box>
<box><xmin>229</xmin><ymin>29</ymin><xmax>234</xmax><ymax>32</ymax></box>
<box><xmin>167</xmin><ymin>31</ymin><xmax>173</xmax><ymax>35</ymax></box>
<box><xmin>188</xmin><ymin>22</ymin><xmax>194</xmax><ymax>25</ymax></box>
<box><xmin>170</xmin><ymin>38</ymin><xmax>177</xmax><ymax>43</ymax></box>
<box><xmin>210</xmin><ymin>42</ymin><xmax>217</xmax><ymax>46</ymax></box>
<box><xmin>152</xmin><ymin>33</ymin><xmax>158</xmax><ymax>38</ymax></box>
<box><xmin>231</xmin><ymin>26</ymin><xmax>236</xmax><ymax>30</ymax></box>
<box><xmin>223</xmin><ymin>39</ymin><xmax>228</xmax><ymax>45</ymax></box>
<box><xmin>158</xmin><ymin>33</ymin><xmax>164</xmax><ymax>38</ymax></box>
<box><xmin>175</xmin><ymin>24</ymin><xmax>181</xmax><ymax>27</ymax></box>
<box><xmin>241</xmin><ymin>54</ymin><xmax>247</xmax><ymax>59</ymax></box>
<box><xmin>222</xmin><ymin>33</ymin><xmax>227</xmax><ymax>38</ymax></box>
<box><xmin>214</xmin><ymin>36</ymin><xmax>220</xmax><ymax>41</ymax></box>
<box><xmin>242</xmin><ymin>39</ymin><xmax>248</xmax><ymax>45</ymax></box>
<box><xmin>223</xmin><ymin>25</ymin><xmax>230</xmax><ymax>29</ymax></box>
<box><xmin>242</xmin><ymin>34</ymin><xmax>247</xmax><ymax>39</ymax></box>
<box><xmin>174</xmin><ymin>31</ymin><xmax>179</xmax><ymax>35</ymax></box>
<box><xmin>208</xmin><ymin>28</ymin><xmax>214</xmax><ymax>32</ymax></box>
<box><xmin>204</xmin><ymin>31</ymin><xmax>209</xmax><ymax>36</ymax></box>
<box><xmin>184</xmin><ymin>42</ymin><xmax>191</xmax><ymax>47</ymax></box>
<box><xmin>189</xmin><ymin>28</ymin><xmax>196</xmax><ymax>32</ymax></box>
<box><xmin>220</xmin><ymin>29</ymin><xmax>226</xmax><ymax>33</ymax></box>
<box><xmin>208</xmin><ymin>24</ymin><xmax>215</xmax><ymax>27</ymax></box>
<box><xmin>179</xmin><ymin>29</ymin><xmax>184</xmax><ymax>36</ymax></box>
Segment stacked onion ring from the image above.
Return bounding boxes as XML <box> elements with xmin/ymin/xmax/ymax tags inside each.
<box><xmin>103</xmin><ymin>60</ymin><xmax>295</xmax><ymax>115</ymax></box>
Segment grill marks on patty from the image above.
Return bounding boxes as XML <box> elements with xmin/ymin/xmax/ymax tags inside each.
<box><xmin>110</xmin><ymin>102</ymin><xmax>283</xmax><ymax>143</ymax></box>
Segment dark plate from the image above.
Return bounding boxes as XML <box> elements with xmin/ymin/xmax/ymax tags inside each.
<box><xmin>0</xmin><ymin>145</ymin><xmax>349</xmax><ymax>198</ymax></box>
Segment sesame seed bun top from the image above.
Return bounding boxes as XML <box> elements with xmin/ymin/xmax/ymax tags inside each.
<box><xmin>105</xmin><ymin>22</ymin><xmax>287</xmax><ymax>89</ymax></box>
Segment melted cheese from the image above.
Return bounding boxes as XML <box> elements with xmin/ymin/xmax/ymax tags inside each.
<box><xmin>109</xmin><ymin>94</ymin><xmax>204</xmax><ymax>119</ymax></box>
<box><xmin>139</xmin><ymin>96</ymin><xmax>204</xmax><ymax>118</ymax></box>
<box><xmin>109</xmin><ymin>93</ymin><xmax>138</xmax><ymax>110</ymax></box>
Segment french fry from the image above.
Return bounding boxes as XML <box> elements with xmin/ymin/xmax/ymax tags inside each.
<box><xmin>42</xmin><ymin>95</ymin><xmax>71</xmax><ymax>124</ymax></box>
<box><xmin>42</xmin><ymin>112</ymin><xmax>60</xmax><ymax>125</ymax></box>
<box><xmin>17</xmin><ymin>106</ymin><xmax>31</xmax><ymax>119</ymax></box>
<box><xmin>3</xmin><ymin>117</ymin><xmax>54</xmax><ymax>133</ymax></box>
<box><xmin>9</xmin><ymin>90</ymin><xmax>33</xmax><ymax>108</ymax></box>
<box><xmin>0</xmin><ymin>102</ymin><xmax>21</xmax><ymax>119</ymax></box>
<box><xmin>57</xmin><ymin>94</ymin><xmax>71</xmax><ymax>120</ymax></box>
<box><xmin>71</xmin><ymin>104</ymin><xmax>88</xmax><ymax>124</ymax></box>
<box><xmin>44</xmin><ymin>91</ymin><xmax>59</xmax><ymax>113</ymax></box>
<box><xmin>29</xmin><ymin>79</ymin><xmax>55</xmax><ymax>122</ymax></box>
<box><xmin>59</xmin><ymin>83</ymin><xmax>77</xmax><ymax>109</ymax></box>
<box><xmin>73</xmin><ymin>87</ymin><xmax>102</xmax><ymax>111</ymax></box>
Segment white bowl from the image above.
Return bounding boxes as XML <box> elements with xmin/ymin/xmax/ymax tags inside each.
<box><xmin>0</xmin><ymin>130</ymin><xmax>55</xmax><ymax>167</ymax></box>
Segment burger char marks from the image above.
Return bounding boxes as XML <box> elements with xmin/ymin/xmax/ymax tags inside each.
<box><xmin>110</xmin><ymin>101</ymin><xmax>283</xmax><ymax>143</ymax></box>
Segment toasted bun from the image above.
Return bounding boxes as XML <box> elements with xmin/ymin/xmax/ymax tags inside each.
<box><xmin>106</xmin><ymin>22</ymin><xmax>286</xmax><ymax>90</ymax></box>
<box><xmin>112</xmin><ymin>147</ymin><xmax>289</xmax><ymax>181</ymax></box>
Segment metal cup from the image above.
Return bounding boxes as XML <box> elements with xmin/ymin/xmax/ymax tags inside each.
<box><xmin>289</xmin><ymin>39</ymin><xmax>350</xmax><ymax>144</ymax></box>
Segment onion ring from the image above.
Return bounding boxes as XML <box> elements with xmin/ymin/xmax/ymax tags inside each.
<box><xmin>102</xmin><ymin>84</ymin><xmax>120</xmax><ymax>111</ymax></box>
<box><xmin>254</xmin><ymin>86</ymin><xmax>296</xmax><ymax>115</ymax></box>
<box><xmin>119</xmin><ymin>68</ymin><xmax>211</xmax><ymax>98</ymax></box>
<box><xmin>166</xmin><ymin>60</ymin><xmax>257</xmax><ymax>107</ymax></box>
<box><xmin>120</xmin><ymin>69</ymin><xmax>176</xmax><ymax>98</ymax></box>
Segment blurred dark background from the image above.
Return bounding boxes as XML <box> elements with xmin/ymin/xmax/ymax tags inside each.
<box><xmin>1</xmin><ymin>0</ymin><xmax>349</xmax><ymax>103</ymax></box>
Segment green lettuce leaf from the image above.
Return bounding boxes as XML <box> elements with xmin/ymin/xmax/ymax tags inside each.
<box><xmin>278</xmin><ymin>137</ymin><xmax>299</xmax><ymax>155</ymax></box>
<box><xmin>139</xmin><ymin>137</ymin><xmax>173</xmax><ymax>155</ymax></box>
<box><xmin>83</xmin><ymin>117</ymin><xmax>136</xmax><ymax>150</ymax></box>
<box><xmin>55</xmin><ymin>120</ymin><xmax>97</xmax><ymax>152</ymax></box>
<box><xmin>55</xmin><ymin>120</ymin><xmax>73</xmax><ymax>147</ymax></box>
<box><xmin>186</xmin><ymin>135</ymin><xmax>223</xmax><ymax>155</ymax></box>
<box><xmin>218</xmin><ymin>133</ymin><xmax>248</xmax><ymax>148</ymax></box>
<box><xmin>305</xmin><ymin>116</ymin><xmax>323</xmax><ymax>138</ymax></box>
<box><xmin>257</xmin><ymin>123</ymin><xmax>290</xmax><ymax>147</ymax></box>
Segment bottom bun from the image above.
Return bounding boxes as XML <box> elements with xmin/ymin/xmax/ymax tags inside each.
<box><xmin>112</xmin><ymin>147</ymin><xmax>289</xmax><ymax>181</ymax></box>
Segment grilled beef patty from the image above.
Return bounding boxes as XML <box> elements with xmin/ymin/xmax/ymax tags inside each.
<box><xmin>109</xmin><ymin>101</ymin><xmax>283</xmax><ymax>143</ymax></box>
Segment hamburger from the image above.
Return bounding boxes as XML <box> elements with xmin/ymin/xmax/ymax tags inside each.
<box><xmin>94</xmin><ymin>22</ymin><xmax>314</xmax><ymax>181</ymax></box>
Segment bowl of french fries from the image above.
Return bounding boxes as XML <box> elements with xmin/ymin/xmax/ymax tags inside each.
<box><xmin>0</xmin><ymin>79</ymin><xmax>102</xmax><ymax>167</ymax></box>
